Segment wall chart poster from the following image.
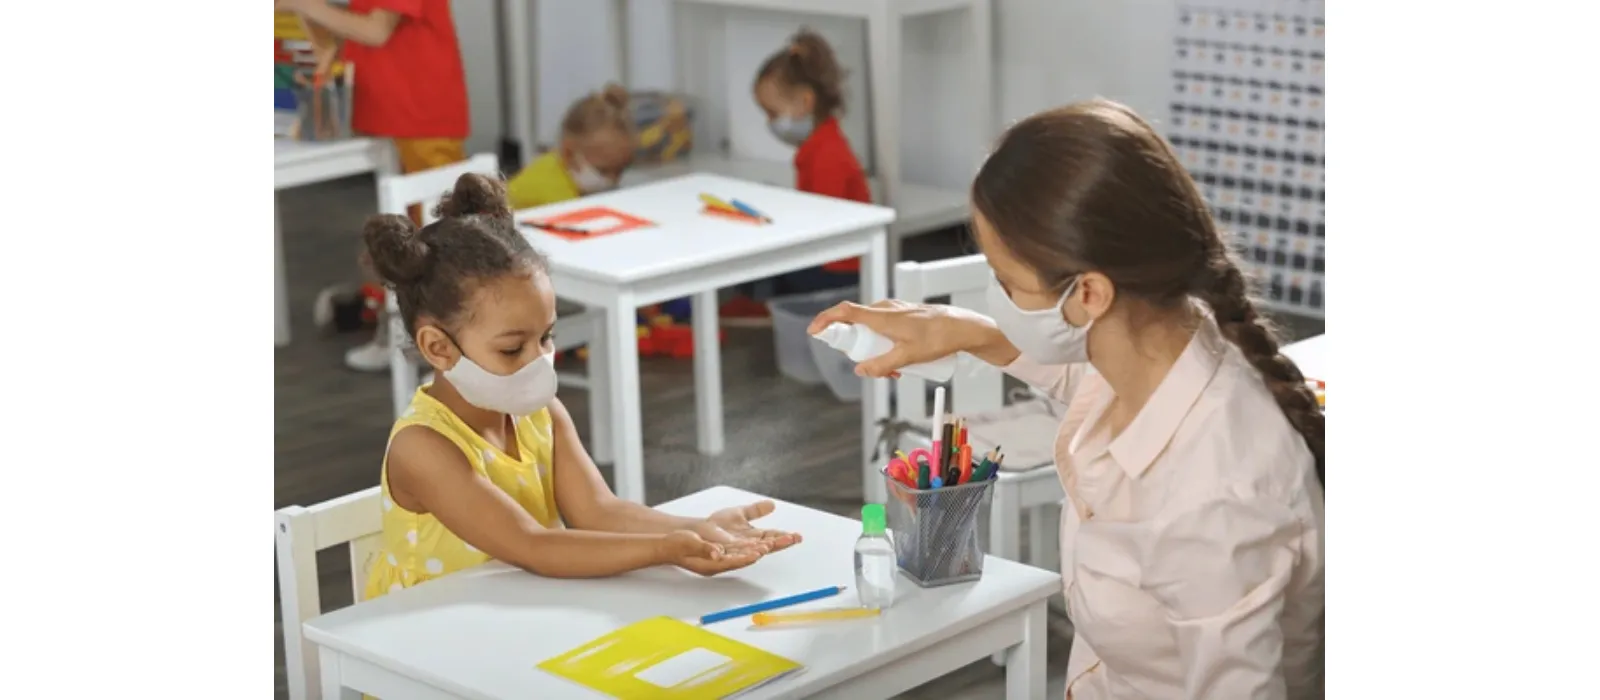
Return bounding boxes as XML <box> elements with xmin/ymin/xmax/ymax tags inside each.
<box><xmin>1169</xmin><ymin>0</ymin><xmax>1325</xmax><ymax>317</ymax></box>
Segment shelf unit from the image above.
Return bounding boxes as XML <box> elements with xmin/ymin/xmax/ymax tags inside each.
<box><xmin>661</xmin><ymin>0</ymin><xmax>992</xmax><ymax>259</ymax></box>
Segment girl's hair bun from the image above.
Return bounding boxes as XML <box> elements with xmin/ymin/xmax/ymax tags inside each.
<box><xmin>600</xmin><ymin>82</ymin><xmax>629</xmax><ymax>109</ymax></box>
<box><xmin>362</xmin><ymin>213</ymin><xmax>430</xmax><ymax>286</ymax></box>
<box><xmin>434</xmin><ymin>172</ymin><xmax>513</xmax><ymax>221</ymax></box>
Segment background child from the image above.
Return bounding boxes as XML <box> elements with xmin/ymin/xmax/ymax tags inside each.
<box><xmin>278</xmin><ymin>0</ymin><xmax>472</xmax><ymax>372</ymax></box>
<box><xmin>722</xmin><ymin>29</ymin><xmax>869</xmax><ymax>323</ymax></box>
<box><xmin>506</xmin><ymin>84</ymin><xmax>637</xmax><ymax>209</ymax></box>
<box><xmin>362</xmin><ymin>172</ymin><xmax>800</xmax><ymax>594</ymax></box>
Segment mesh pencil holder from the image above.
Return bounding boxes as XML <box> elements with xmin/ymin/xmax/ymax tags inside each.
<box><xmin>882</xmin><ymin>471</ymin><xmax>994</xmax><ymax>587</ymax></box>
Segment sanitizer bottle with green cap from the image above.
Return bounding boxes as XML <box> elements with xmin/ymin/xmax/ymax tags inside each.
<box><xmin>854</xmin><ymin>504</ymin><xmax>897</xmax><ymax>609</ymax></box>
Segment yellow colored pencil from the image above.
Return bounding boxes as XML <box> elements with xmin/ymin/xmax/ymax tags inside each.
<box><xmin>699</xmin><ymin>193</ymin><xmax>739</xmax><ymax>212</ymax></box>
<box><xmin>751</xmin><ymin>607</ymin><xmax>882</xmax><ymax>627</ymax></box>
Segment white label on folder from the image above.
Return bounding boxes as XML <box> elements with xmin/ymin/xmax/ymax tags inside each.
<box><xmin>635</xmin><ymin>648</ymin><xmax>733</xmax><ymax>688</ymax></box>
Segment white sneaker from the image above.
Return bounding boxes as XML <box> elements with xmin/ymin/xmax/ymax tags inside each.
<box><xmin>345</xmin><ymin>340</ymin><xmax>391</xmax><ymax>372</ymax></box>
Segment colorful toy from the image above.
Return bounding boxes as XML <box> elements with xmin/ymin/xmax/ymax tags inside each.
<box><xmin>556</xmin><ymin>304</ymin><xmax>723</xmax><ymax>362</ymax></box>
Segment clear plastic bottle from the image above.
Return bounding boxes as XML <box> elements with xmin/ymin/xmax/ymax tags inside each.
<box><xmin>854</xmin><ymin>504</ymin><xmax>897</xmax><ymax>609</ymax></box>
<box><xmin>813</xmin><ymin>322</ymin><xmax>963</xmax><ymax>384</ymax></box>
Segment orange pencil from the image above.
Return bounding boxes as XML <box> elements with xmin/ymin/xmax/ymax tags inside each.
<box><xmin>957</xmin><ymin>445</ymin><xmax>973</xmax><ymax>484</ymax></box>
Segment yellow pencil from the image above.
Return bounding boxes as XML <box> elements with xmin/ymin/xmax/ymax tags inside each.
<box><xmin>699</xmin><ymin>193</ymin><xmax>739</xmax><ymax>212</ymax></box>
<box><xmin>751</xmin><ymin>607</ymin><xmax>882</xmax><ymax>627</ymax></box>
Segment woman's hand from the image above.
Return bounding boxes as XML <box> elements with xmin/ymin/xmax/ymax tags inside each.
<box><xmin>658</xmin><ymin>530</ymin><xmax>767</xmax><ymax>577</ymax></box>
<box><xmin>694</xmin><ymin>500</ymin><xmax>803</xmax><ymax>555</ymax></box>
<box><xmin>806</xmin><ymin>300</ymin><xmax>1021</xmax><ymax>378</ymax></box>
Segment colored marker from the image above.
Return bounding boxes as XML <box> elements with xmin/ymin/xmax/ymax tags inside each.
<box><xmin>699</xmin><ymin>585</ymin><xmax>847</xmax><ymax>625</ymax></box>
<box><xmin>931</xmin><ymin>475</ymin><xmax>943</xmax><ymax>488</ymax></box>
<box><xmin>752</xmin><ymin>607</ymin><xmax>881</xmax><ymax>627</ymax></box>
<box><xmin>916</xmin><ymin>457</ymin><xmax>930</xmax><ymax>490</ymax></box>
<box><xmin>931</xmin><ymin>387</ymin><xmax>946</xmax><ymax>472</ymax></box>
<box><xmin>730</xmin><ymin>198</ymin><xmax>772</xmax><ymax>223</ymax></box>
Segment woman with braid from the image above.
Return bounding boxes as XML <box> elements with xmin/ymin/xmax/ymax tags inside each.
<box><xmin>809</xmin><ymin>99</ymin><xmax>1324</xmax><ymax>700</ymax></box>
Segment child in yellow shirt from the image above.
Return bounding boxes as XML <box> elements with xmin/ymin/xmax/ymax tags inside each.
<box><xmin>360</xmin><ymin>171</ymin><xmax>800</xmax><ymax>594</ymax></box>
<box><xmin>506</xmin><ymin>84</ymin><xmax>637</xmax><ymax>210</ymax></box>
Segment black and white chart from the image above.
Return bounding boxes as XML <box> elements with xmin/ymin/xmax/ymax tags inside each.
<box><xmin>1169</xmin><ymin>0</ymin><xmax>1325</xmax><ymax>317</ymax></box>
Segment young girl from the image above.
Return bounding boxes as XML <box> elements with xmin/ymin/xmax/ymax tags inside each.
<box><xmin>361</xmin><ymin>172</ymin><xmax>800</xmax><ymax>596</ymax></box>
<box><xmin>506</xmin><ymin>84</ymin><xmax>637</xmax><ymax>210</ymax></box>
<box><xmin>722</xmin><ymin>29</ymin><xmax>869</xmax><ymax>321</ymax></box>
<box><xmin>810</xmin><ymin>100</ymin><xmax>1324</xmax><ymax>698</ymax></box>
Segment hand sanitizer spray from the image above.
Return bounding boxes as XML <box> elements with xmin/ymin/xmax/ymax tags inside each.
<box><xmin>813</xmin><ymin>322</ymin><xmax>963</xmax><ymax>383</ymax></box>
<box><xmin>854</xmin><ymin>504</ymin><xmax>897</xmax><ymax>609</ymax></box>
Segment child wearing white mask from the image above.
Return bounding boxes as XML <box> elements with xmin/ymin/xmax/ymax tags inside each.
<box><xmin>361</xmin><ymin>172</ymin><xmax>800</xmax><ymax>596</ymax></box>
<box><xmin>505</xmin><ymin>84</ymin><xmax>636</xmax><ymax>210</ymax></box>
<box><xmin>720</xmin><ymin>29</ymin><xmax>871</xmax><ymax>323</ymax></box>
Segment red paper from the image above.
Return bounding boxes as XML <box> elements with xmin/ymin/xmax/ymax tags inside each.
<box><xmin>524</xmin><ymin>206</ymin><xmax>655</xmax><ymax>241</ymax></box>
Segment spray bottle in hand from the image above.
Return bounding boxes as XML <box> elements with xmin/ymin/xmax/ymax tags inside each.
<box><xmin>812</xmin><ymin>322</ymin><xmax>963</xmax><ymax>383</ymax></box>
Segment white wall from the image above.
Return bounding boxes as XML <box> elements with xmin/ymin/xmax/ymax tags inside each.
<box><xmin>454</xmin><ymin>0</ymin><xmax>1180</xmax><ymax>187</ymax></box>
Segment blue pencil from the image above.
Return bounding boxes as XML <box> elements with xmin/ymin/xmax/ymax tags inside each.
<box><xmin>729</xmin><ymin>198</ymin><xmax>772</xmax><ymax>223</ymax></box>
<box><xmin>698</xmin><ymin>585</ymin><xmax>846</xmax><ymax>625</ymax></box>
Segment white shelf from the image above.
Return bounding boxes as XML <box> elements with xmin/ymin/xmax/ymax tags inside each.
<box><xmin>621</xmin><ymin>152</ymin><xmax>968</xmax><ymax>239</ymax></box>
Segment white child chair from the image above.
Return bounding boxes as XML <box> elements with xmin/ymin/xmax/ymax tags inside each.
<box><xmin>377</xmin><ymin>154</ymin><xmax>614</xmax><ymax>463</ymax></box>
<box><xmin>275</xmin><ymin>487</ymin><xmax>383</xmax><ymax>700</ymax></box>
<box><xmin>882</xmin><ymin>255</ymin><xmax>1066</xmax><ymax>571</ymax></box>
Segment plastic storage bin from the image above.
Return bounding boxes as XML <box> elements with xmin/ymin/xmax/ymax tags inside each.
<box><xmin>766</xmin><ymin>287</ymin><xmax>861</xmax><ymax>401</ymax></box>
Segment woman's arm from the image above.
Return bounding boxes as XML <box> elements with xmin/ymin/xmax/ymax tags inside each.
<box><xmin>545</xmin><ymin>398</ymin><xmax>704</xmax><ymax>534</ymax></box>
<box><xmin>386</xmin><ymin>426</ymin><xmax>676</xmax><ymax>578</ymax></box>
<box><xmin>1141</xmin><ymin>497</ymin><xmax>1303</xmax><ymax>699</ymax></box>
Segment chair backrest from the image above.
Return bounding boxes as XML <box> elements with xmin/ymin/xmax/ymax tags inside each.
<box><xmin>275</xmin><ymin>487</ymin><xmax>384</xmax><ymax>700</ymax></box>
<box><xmin>376</xmin><ymin>152</ymin><xmax>502</xmax><ymax>224</ymax></box>
<box><xmin>892</xmin><ymin>254</ymin><xmax>1005</xmax><ymax>424</ymax></box>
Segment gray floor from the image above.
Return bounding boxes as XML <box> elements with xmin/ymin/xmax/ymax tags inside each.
<box><xmin>274</xmin><ymin>174</ymin><xmax>1321</xmax><ymax>699</ymax></box>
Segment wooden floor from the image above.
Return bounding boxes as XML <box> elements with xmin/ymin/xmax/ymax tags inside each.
<box><xmin>274</xmin><ymin>174</ymin><xmax>1321</xmax><ymax>699</ymax></box>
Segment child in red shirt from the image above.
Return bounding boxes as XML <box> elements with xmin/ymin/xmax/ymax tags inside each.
<box><xmin>722</xmin><ymin>29</ymin><xmax>870</xmax><ymax>322</ymax></box>
<box><xmin>279</xmin><ymin>0</ymin><xmax>471</xmax><ymax>371</ymax></box>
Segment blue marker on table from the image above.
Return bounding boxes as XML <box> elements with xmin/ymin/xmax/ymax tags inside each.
<box><xmin>730</xmin><ymin>198</ymin><xmax>772</xmax><ymax>223</ymax></box>
<box><xmin>698</xmin><ymin>585</ymin><xmax>846</xmax><ymax>625</ymax></box>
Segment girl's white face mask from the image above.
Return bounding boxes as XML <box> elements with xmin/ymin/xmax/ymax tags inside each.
<box><xmin>569</xmin><ymin>154</ymin><xmax>618</xmax><ymax>194</ymax></box>
<box><xmin>986</xmin><ymin>274</ymin><xmax>1094</xmax><ymax>365</ymax></box>
<box><xmin>442</xmin><ymin>347</ymin><xmax>559</xmax><ymax>417</ymax></box>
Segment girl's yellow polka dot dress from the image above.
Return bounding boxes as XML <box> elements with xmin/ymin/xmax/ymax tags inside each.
<box><xmin>363</xmin><ymin>387</ymin><xmax>561</xmax><ymax>601</ymax></box>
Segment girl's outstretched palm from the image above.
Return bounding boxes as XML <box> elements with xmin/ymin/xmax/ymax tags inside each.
<box><xmin>695</xmin><ymin>500</ymin><xmax>802</xmax><ymax>555</ymax></box>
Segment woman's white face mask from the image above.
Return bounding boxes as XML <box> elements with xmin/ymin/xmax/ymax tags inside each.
<box><xmin>986</xmin><ymin>274</ymin><xmax>1094</xmax><ymax>364</ymax></box>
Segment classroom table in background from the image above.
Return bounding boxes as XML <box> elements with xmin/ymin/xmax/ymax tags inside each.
<box><xmin>516</xmin><ymin>173</ymin><xmax>895</xmax><ymax>504</ymax></box>
<box><xmin>1282</xmin><ymin>333</ymin><xmax>1326</xmax><ymax>383</ymax></box>
<box><xmin>273</xmin><ymin>119</ymin><xmax>395</xmax><ymax>347</ymax></box>
<box><xmin>303</xmin><ymin>486</ymin><xmax>1059</xmax><ymax>699</ymax></box>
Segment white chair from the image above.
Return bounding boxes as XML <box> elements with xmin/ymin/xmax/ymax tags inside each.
<box><xmin>378</xmin><ymin>154</ymin><xmax>614</xmax><ymax>463</ymax></box>
<box><xmin>276</xmin><ymin>487</ymin><xmax>383</xmax><ymax>700</ymax></box>
<box><xmin>885</xmin><ymin>255</ymin><xmax>1066</xmax><ymax>571</ymax></box>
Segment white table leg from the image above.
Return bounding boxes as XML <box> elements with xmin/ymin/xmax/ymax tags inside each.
<box><xmin>318</xmin><ymin>647</ymin><xmax>361</xmax><ymax>700</ymax></box>
<box><xmin>866</xmin><ymin>6</ymin><xmax>903</xmax><ymax>211</ymax></box>
<box><xmin>587</xmin><ymin>309</ymin><xmax>615</xmax><ymax>465</ymax></box>
<box><xmin>1004</xmin><ymin>602</ymin><xmax>1049</xmax><ymax>700</ymax></box>
<box><xmin>990</xmin><ymin>477</ymin><xmax>1025</xmax><ymax>666</ymax></box>
<box><xmin>388</xmin><ymin>294</ymin><xmax>419</xmax><ymax>418</ymax></box>
<box><xmin>275</xmin><ymin>194</ymin><xmax>291</xmax><ymax>347</ymax></box>
<box><xmin>860</xmin><ymin>229</ymin><xmax>891</xmax><ymax>503</ymax></box>
<box><xmin>691</xmin><ymin>290</ymin><xmax>725</xmax><ymax>455</ymax></box>
<box><xmin>606</xmin><ymin>294</ymin><xmax>647</xmax><ymax>503</ymax></box>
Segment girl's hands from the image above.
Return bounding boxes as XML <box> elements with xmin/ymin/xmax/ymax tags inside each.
<box><xmin>806</xmin><ymin>300</ymin><xmax>1021</xmax><ymax>378</ymax></box>
<box><xmin>659</xmin><ymin>530</ymin><xmax>767</xmax><ymax>577</ymax></box>
<box><xmin>694</xmin><ymin>500</ymin><xmax>803</xmax><ymax>555</ymax></box>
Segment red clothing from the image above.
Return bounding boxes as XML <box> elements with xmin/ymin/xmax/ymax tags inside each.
<box><xmin>345</xmin><ymin>0</ymin><xmax>469</xmax><ymax>139</ymax></box>
<box><xmin>794</xmin><ymin>117</ymin><xmax>871</xmax><ymax>272</ymax></box>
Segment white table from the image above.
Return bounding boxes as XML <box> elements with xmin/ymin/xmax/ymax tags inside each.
<box><xmin>1282</xmin><ymin>333</ymin><xmax>1326</xmax><ymax>382</ymax></box>
<box><xmin>519</xmin><ymin>173</ymin><xmax>895</xmax><ymax>503</ymax></box>
<box><xmin>304</xmin><ymin>486</ymin><xmax>1060</xmax><ymax>699</ymax></box>
<box><xmin>273</xmin><ymin>135</ymin><xmax>394</xmax><ymax>346</ymax></box>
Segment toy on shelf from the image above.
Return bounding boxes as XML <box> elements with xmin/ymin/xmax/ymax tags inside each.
<box><xmin>556</xmin><ymin>304</ymin><xmax>723</xmax><ymax>362</ymax></box>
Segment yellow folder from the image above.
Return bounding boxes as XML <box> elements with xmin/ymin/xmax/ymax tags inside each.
<box><xmin>538</xmin><ymin>616</ymin><xmax>802</xmax><ymax>699</ymax></box>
